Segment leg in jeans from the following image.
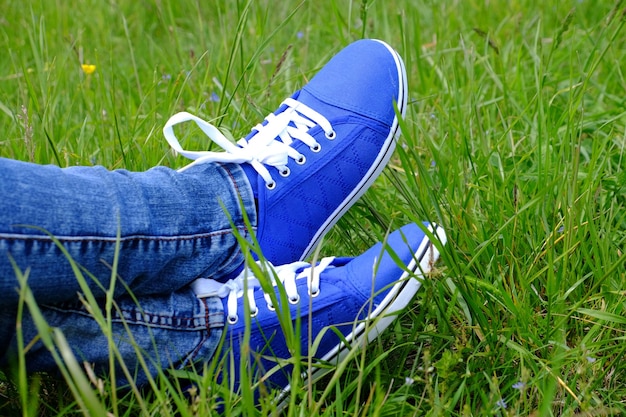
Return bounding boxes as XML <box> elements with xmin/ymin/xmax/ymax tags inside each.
<box><xmin>0</xmin><ymin>222</ymin><xmax>446</xmax><ymax>399</ymax></box>
<box><xmin>0</xmin><ymin>157</ymin><xmax>245</xmax><ymax>374</ymax></box>
<box><xmin>0</xmin><ymin>285</ymin><xmax>225</xmax><ymax>386</ymax></box>
<box><xmin>0</xmin><ymin>157</ymin><xmax>256</xmax><ymax>307</ymax></box>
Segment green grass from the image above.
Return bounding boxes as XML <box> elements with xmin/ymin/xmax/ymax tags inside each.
<box><xmin>2</xmin><ymin>0</ymin><xmax>626</xmax><ymax>415</ymax></box>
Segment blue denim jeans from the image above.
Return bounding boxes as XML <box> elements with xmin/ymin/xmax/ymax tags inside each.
<box><xmin>0</xmin><ymin>157</ymin><xmax>255</xmax><ymax>382</ymax></box>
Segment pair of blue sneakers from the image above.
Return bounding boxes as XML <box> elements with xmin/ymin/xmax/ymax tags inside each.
<box><xmin>164</xmin><ymin>40</ymin><xmax>446</xmax><ymax>402</ymax></box>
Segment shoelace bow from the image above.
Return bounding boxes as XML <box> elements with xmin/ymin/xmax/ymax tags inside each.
<box><xmin>191</xmin><ymin>257</ymin><xmax>335</xmax><ymax>324</ymax></box>
<box><xmin>163</xmin><ymin>98</ymin><xmax>335</xmax><ymax>189</ymax></box>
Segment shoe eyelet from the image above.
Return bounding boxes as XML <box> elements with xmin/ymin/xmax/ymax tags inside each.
<box><xmin>296</xmin><ymin>155</ymin><xmax>306</xmax><ymax>165</ymax></box>
<box><xmin>310</xmin><ymin>143</ymin><xmax>321</xmax><ymax>153</ymax></box>
<box><xmin>228</xmin><ymin>315</ymin><xmax>238</xmax><ymax>325</ymax></box>
<box><xmin>289</xmin><ymin>294</ymin><xmax>300</xmax><ymax>305</ymax></box>
<box><xmin>250</xmin><ymin>307</ymin><xmax>259</xmax><ymax>318</ymax></box>
<box><xmin>267</xmin><ymin>303</ymin><xmax>275</xmax><ymax>312</ymax></box>
<box><xmin>309</xmin><ymin>288</ymin><xmax>320</xmax><ymax>298</ymax></box>
<box><xmin>325</xmin><ymin>130</ymin><xmax>336</xmax><ymax>140</ymax></box>
<box><xmin>279</xmin><ymin>167</ymin><xmax>291</xmax><ymax>177</ymax></box>
<box><xmin>266</xmin><ymin>181</ymin><xmax>276</xmax><ymax>190</ymax></box>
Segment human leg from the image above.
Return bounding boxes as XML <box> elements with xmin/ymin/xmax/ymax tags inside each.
<box><xmin>0</xmin><ymin>285</ymin><xmax>224</xmax><ymax>387</ymax></box>
<box><xmin>0</xmin><ymin>222</ymin><xmax>446</xmax><ymax>400</ymax></box>
<box><xmin>0</xmin><ymin>157</ymin><xmax>255</xmax><ymax>307</ymax></box>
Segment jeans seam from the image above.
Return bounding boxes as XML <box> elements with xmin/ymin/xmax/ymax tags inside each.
<box><xmin>219</xmin><ymin>162</ymin><xmax>241</xmax><ymax>200</ymax></box>
<box><xmin>188</xmin><ymin>298</ymin><xmax>224</xmax><ymax>361</ymax></box>
<box><xmin>0</xmin><ymin>227</ymin><xmax>249</xmax><ymax>243</ymax></box>
<box><xmin>219</xmin><ymin>162</ymin><xmax>256</xmax><ymax>229</ymax></box>
<box><xmin>41</xmin><ymin>302</ymin><xmax>216</xmax><ymax>330</ymax></box>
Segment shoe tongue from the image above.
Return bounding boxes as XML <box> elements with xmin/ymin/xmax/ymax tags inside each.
<box><xmin>238</xmin><ymin>98</ymin><xmax>294</xmax><ymax>200</ymax></box>
<box><xmin>238</xmin><ymin>89</ymin><xmax>338</xmax><ymax>201</ymax></box>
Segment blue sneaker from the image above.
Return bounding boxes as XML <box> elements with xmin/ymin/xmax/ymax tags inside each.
<box><xmin>163</xmin><ymin>39</ymin><xmax>407</xmax><ymax>265</ymax></box>
<box><xmin>191</xmin><ymin>222</ymin><xmax>446</xmax><ymax>403</ymax></box>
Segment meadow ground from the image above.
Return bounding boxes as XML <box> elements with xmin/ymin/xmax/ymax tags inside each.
<box><xmin>1</xmin><ymin>0</ymin><xmax>626</xmax><ymax>415</ymax></box>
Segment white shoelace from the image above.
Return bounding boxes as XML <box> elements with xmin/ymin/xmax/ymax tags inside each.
<box><xmin>191</xmin><ymin>257</ymin><xmax>335</xmax><ymax>324</ymax></box>
<box><xmin>163</xmin><ymin>98</ymin><xmax>335</xmax><ymax>189</ymax></box>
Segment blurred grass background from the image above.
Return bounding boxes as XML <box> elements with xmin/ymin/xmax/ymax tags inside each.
<box><xmin>1</xmin><ymin>0</ymin><xmax>626</xmax><ymax>415</ymax></box>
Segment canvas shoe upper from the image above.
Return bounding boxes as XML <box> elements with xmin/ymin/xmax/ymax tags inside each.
<box><xmin>191</xmin><ymin>222</ymin><xmax>446</xmax><ymax>403</ymax></box>
<box><xmin>163</xmin><ymin>39</ymin><xmax>407</xmax><ymax>265</ymax></box>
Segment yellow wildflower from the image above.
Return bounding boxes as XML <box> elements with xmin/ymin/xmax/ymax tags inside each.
<box><xmin>81</xmin><ymin>64</ymin><xmax>96</xmax><ymax>75</ymax></box>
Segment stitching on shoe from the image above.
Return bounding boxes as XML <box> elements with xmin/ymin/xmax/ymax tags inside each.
<box><xmin>302</xmin><ymin>85</ymin><xmax>400</xmax><ymax>123</ymax></box>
